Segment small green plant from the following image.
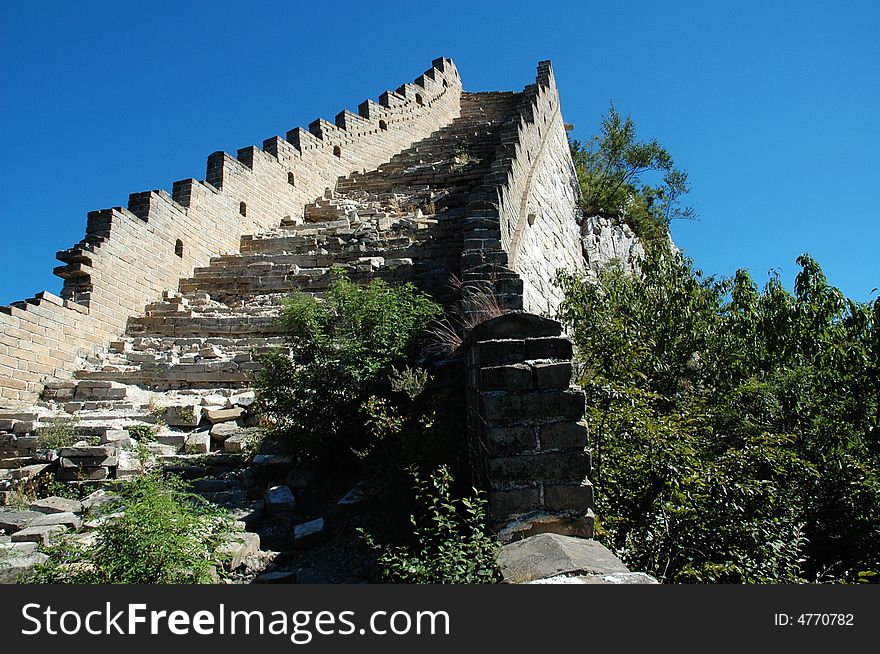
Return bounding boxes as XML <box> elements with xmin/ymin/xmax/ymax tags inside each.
<box><xmin>147</xmin><ymin>398</ymin><xmax>167</xmax><ymax>428</ymax></box>
<box><xmin>37</xmin><ymin>417</ymin><xmax>79</xmax><ymax>450</ymax></box>
<box><xmin>127</xmin><ymin>424</ymin><xmax>158</xmax><ymax>442</ymax></box>
<box><xmin>177</xmin><ymin>407</ymin><xmax>195</xmax><ymax>424</ymax></box>
<box><xmin>450</xmin><ymin>152</ymin><xmax>479</xmax><ymax>172</ymax></box>
<box><xmin>360</xmin><ymin>466</ymin><xmax>501</xmax><ymax>584</ymax></box>
<box><xmin>28</xmin><ymin>473</ymin><xmax>236</xmax><ymax>584</ymax></box>
<box><xmin>390</xmin><ymin>366</ymin><xmax>430</xmax><ymax>400</ymax></box>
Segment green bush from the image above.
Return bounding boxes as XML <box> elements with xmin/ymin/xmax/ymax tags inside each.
<box><xmin>257</xmin><ymin>271</ymin><xmax>442</xmax><ymax>463</ymax></box>
<box><xmin>361</xmin><ymin>466</ymin><xmax>501</xmax><ymax>584</ymax></box>
<box><xmin>556</xmin><ymin>253</ymin><xmax>880</xmax><ymax>583</ymax></box>
<box><xmin>28</xmin><ymin>473</ymin><xmax>235</xmax><ymax>584</ymax></box>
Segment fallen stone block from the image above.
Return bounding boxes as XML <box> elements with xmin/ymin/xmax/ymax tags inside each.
<box><xmin>81</xmin><ymin>489</ymin><xmax>120</xmax><ymax>513</ymax></box>
<box><xmin>165</xmin><ymin>405</ymin><xmax>202</xmax><ymax>428</ymax></box>
<box><xmin>264</xmin><ymin>485</ymin><xmax>296</xmax><ymax>514</ymax></box>
<box><xmin>11</xmin><ymin>463</ymin><xmax>51</xmax><ymax>480</ymax></box>
<box><xmin>29</xmin><ymin>512</ymin><xmax>82</xmax><ymax>530</ymax></box>
<box><xmin>293</xmin><ymin>518</ymin><xmax>325</xmax><ymax>549</ymax></box>
<box><xmin>29</xmin><ymin>496</ymin><xmax>83</xmax><ymax>515</ymax></box>
<box><xmin>59</xmin><ymin>455</ymin><xmax>117</xmax><ymax>468</ymax></box>
<box><xmin>0</xmin><ymin>549</ymin><xmax>48</xmax><ymax>584</ymax></box>
<box><xmin>223</xmin><ymin>432</ymin><xmax>253</xmax><ymax>453</ymax></box>
<box><xmin>205</xmin><ymin>407</ymin><xmax>245</xmax><ymax>424</ymax></box>
<box><xmin>184</xmin><ymin>431</ymin><xmax>211</xmax><ymax>454</ymax></box>
<box><xmin>101</xmin><ymin>429</ymin><xmax>133</xmax><ymax>448</ymax></box>
<box><xmin>218</xmin><ymin>531</ymin><xmax>261</xmax><ymax>569</ymax></box>
<box><xmin>0</xmin><ymin>509</ymin><xmax>42</xmax><ymax>533</ymax></box>
<box><xmin>59</xmin><ymin>445</ymin><xmax>115</xmax><ymax>458</ymax></box>
<box><xmin>498</xmin><ymin>533</ymin><xmax>630</xmax><ymax>584</ymax></box>
<box><xmin>229</xmin><ymin>391</ymin><xmax>256</xmax><ymax>408</ymax></box>
<box><xmin>116</xmin><ymin>450</ymin><xmax>144</xmax><ymax>479</ymax></box>
<box><xmin>210</xmin><ymin>422</ymin><xmax>240</xmax><ymax>441</ymax></box>
<box><xmin>56</xmin><ymin>466</ymin><xmax>109</xmax><ymax>482</ymax></box>
<box><xmin>11</xmin><ymin>524</ymin><xmax>67</xmax><ymax>545</ymax></box>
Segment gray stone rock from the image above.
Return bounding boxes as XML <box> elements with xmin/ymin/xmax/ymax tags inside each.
<box><xmin>29</xmin><ymin>512</ymin><xmax>82</xmax><ymax>530</ymax></box>
<box><xmin>293</xmin><ymin>518</ymin><xmax>325</xmax><ymax>549</ymax></box>
<box><xmin>210</xmin><ymin>422</ymin><xmax>240</xmax><ymax>441</ymax></box>
<box><xmin>81</xmin><ymin>489</ymin><xmax>120</xmax><ymax>514</ymax></box>
<box><xmin>498</xmin><ymin>533</ymin><xmax>630</xmax><ymax>584</ymax></box>
<box><xmin>29</xmin><ymin>496</ymin><xmax>83</xmax><ymax>515</ymax></box>
<box><xmin>0</xmin><ymin>547</ymin><xmax>48</xmax><ymax>584</ymax></box>
<box><xmin>11</xmin><ymin>524</ymin><xmax>67</xmax><ymax>544</ymax></box>
<box><xmin>0</xmin><ymin>509</ymin><xmax>42</xmax><ymax>533</ymax></box>
<box><xmin>184</xmin><ymin>431</ymin><xmax>211</xmax><ymax>454</ymax></box>
<box><xmin>264</xmin><ymin>485</ymin><xmax>296</xmax><ymax>514</ymax></box>
<box><xmin>205</xmin><ymin>407</ymin><xmax>245</xmax><ymax>424</ymax></box>
<box><xmin>165</xmin><ymin>405</ymin><xmax>202</xmax><ymax>428</ymax></box>
<box><xmin>223</xmin><ymin>432</ymin><xmax>252</xmax><ymax>453</ymax></box>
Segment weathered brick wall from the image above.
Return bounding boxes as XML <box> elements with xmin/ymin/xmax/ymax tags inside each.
<box><xmin>460</xmin><ymin>61</ymin><xmax>584</xmax><ymax>317</ymax></box>
<box><xmin>466</xmin><ymin>313</ymin><xmax>594</xmax><ymax>541</ymax></box>
<box><xmin>496</xmin><ymin>62</ymin><xmax>585</xmax><ymax>315</ymax></box>
<box><xmin>0</xmin><ymin>59</ymin><xmax>462</xmax><ymax>403</ymax></box>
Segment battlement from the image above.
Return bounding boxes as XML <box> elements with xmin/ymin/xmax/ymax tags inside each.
<box><xmin>0</xmin><ymin>58</ymin><xmax>462</xmax><ymax>402</ymax></box>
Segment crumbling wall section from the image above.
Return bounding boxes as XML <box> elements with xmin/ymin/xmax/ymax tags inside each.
<box><xmin>466</xmin><ymin>313</ymin><xmax>594</xmax><ymax>541</ymax></box>
<box><xmin>1</xmin><ymin>58</ymin><xmax>462</xmax><ymax>403</ymax></box>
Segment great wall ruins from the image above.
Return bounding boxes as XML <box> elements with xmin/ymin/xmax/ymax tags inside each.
<box><xmin>0</xmin><ymin>58</ymin><xmax>652</xmax><ymax>584</ymax></box>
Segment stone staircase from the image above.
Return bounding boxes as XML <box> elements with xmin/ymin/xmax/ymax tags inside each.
<box><xmin>1</xmin><ymin>91</ymin><xmax>525</xmax><ymax>578</ymax></box>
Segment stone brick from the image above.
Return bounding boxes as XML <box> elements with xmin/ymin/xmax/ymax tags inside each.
<box><xmin>484</xmin><ymin>425</ymin><xmax>537</xmax><ymax>456</ymax></box>
<box><xmin>543</xmin><ymin>481</ymin><xmax>594</xmax><ymax>513</ymax></box>
<box><xmin>475</xmin><ymin>339</ymin><xmax>525</xmax><ymax>366</ymax></box>
<box><xmin>488</xmin><ymin>487</ymin><xmax>541</xmax><ymax>520</ymax></box>
<box><xmin>481</xmin><ymin>389</ymin><xmax>585</xmax><ymax>425</ymax></box>
<box><xmin>525</xmin><ymin>337</ymin><xmax>573</xmax><ymax>361</ymax></box>
<box><xmin>540</xmin><ymin>420</ymin><xmax>588</xmax><ymax>450</ymax></box>
<box><xmin>480</xmin><ymin>364</ymin><xmax>532</xmax><ymax>391</ymax></box>
<box><xmin>488</xmin><ymin>450</ymin><xmax>590</xmax><ymax>482</ymax></box>
<box><xmin>532</xmin><ymin>361</ymin><xmax>572</xmax><ymax>389</ymax></box>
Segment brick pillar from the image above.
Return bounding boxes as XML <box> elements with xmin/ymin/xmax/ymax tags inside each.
<box><xmin>466</xmin><ymin>312</ymin><xmax>594</xmax><ymax>541</ymax></box>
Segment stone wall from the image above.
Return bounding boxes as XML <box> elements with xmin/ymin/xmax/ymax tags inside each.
<box><xmin>0</xmin><ymin>59</ymin><xmax>462</xmax><ymax>403</ymax></box>
<box><xmin>460</xmin><ymin>61</ymin><xmax>584</xmax><ymax>316</ymax></box>
<box><xmin>465</xmin><ymin>313</ymin><xmax>594</xmax><ymax>541</ymax></box>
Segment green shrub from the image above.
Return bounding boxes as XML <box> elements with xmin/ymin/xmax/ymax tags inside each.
<box><xmin>28</xmin><ymin>473</ymin><xmax>235</xmax><ymax>584</ymax></box>
<box><xmin>257</xmin><ymin>271</ymin><xmax>441</xmax><ymax>463</ymax></box>
<box><xmin>127</xmin><ymin>424</ymin><xmax>157</xmax><ymax>442</ymax></box>
<box><xmin>37</xmin><ymin>417</ymin><xmax>80</xmax><ymax>450</ymax></box>
<box><xmin>556</xmin><ymin>252</ymin><xmax>880</xmax><ymax>583</ymax></box>
<box><xmin>361</xmin><ymin>466</ymin><xmax>501</xmax><ymax>584</ymax></box>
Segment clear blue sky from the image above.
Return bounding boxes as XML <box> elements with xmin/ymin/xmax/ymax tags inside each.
<box><xmin>1</xmin><ymin>0</ymin><xmax>877</xmax><ymax>306</ymax></box>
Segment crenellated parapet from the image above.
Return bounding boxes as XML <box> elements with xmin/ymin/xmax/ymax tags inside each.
<box><xmin>0</xmin><ymin>58</ymin><xmax>462</xmax><ymax>403</ymax></box>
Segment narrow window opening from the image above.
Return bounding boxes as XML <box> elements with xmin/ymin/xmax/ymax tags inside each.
<box><xmin>379</xmin><ymin>120</ymin><xmax>388</xmax><ymax>131</ymax></box>
<box><xmin>175</xmin><ymin>239</ymin><xmax>184</xmax><ymax>258</ymax></box>
<box><xmin>333</xmin><ymin>145</ymin><xmax>341</xmax><ymax>158</ymax></box>
<box><xmin>287</xmin><ymin>172</ymin><xmax>295</xmax><ymax>186</ymax></box>
<box><xmin>239</xmin><ymin>201</ymin><xmax>247</xmax><ymax>216</ymax></box>
<box><xmin>442</xmin><ymin>79</ymin><xmax>448</xmax><ymax>88</ymax></box>
<box><xmin>415</xmin><ymin>93</ymin><xmax>424</xmax><ymax>106</ymax></box>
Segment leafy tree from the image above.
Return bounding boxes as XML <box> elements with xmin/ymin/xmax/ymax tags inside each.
<box><xmin>556</xmin><ymin>253</ymin><xmax>880</xmax><ymax>582</ymax></box>
<box><xmin>571</xmin><ymin>105</ymin><xmax>693</xmax><ymax>245</ymax></box>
